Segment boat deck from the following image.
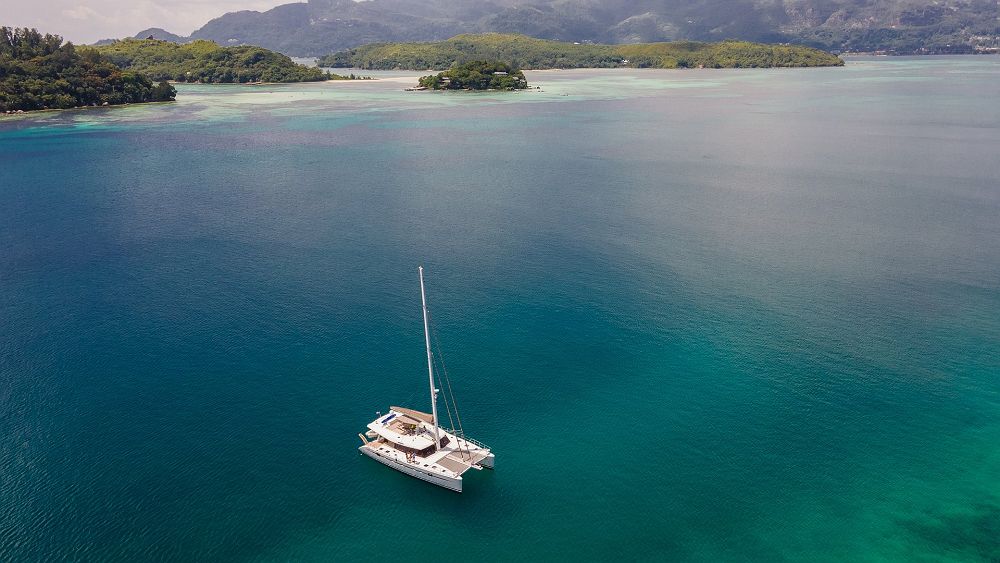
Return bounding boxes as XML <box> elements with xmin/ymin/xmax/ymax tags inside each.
<box><xmin>390</xmin><ymin>406</ymin><xmax>434</xmax><ymax>424</ymax></box>
<box><xmin>437</xmin><ymin>454</ymin><xmax>470</xmax><ymax>473</ymax></box>
<box><xmin>366</xmin><ymin>414</ymin><xmax>490</xmax><ymax>475</ymax></box>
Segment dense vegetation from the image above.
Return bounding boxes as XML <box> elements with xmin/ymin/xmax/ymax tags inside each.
<box><xmin>796</xmin><ymin>24</ymin><xmax>997</xmax><ymax>55</ymax></box>
<box><xmin>418</xmin><ymin>61</ymin><xmax>528</xmax><ymax>90</ymax></box>
<box><xmin>144</xmin><ymin>0</ymin><xmax>998</xmax><ymax>57</ymax></box>
<box><xmin>96</xmin><ymin>39</ymin><xmax>337</xmax><ymax>83</ymax></box>
<box><xmin>319</xmin><ymin>34</ymin><xmax>844</xmax><ymax>70</ymax></box>
<box><xmin>1</xmin><ymin>27</ymin><xmax>174</xmax><ymax>113</ymax></box>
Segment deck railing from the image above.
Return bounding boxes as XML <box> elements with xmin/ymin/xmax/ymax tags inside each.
<box><xmin>442</xmin><ymin>428</ymin><xmax>490</xmax><ymax>451</ymax></box>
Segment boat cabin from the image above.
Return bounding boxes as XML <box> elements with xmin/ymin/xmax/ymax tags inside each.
<box><xmin>367</xmin><ymin>408</ymin><xmax>450</xmax><ymax>458</ymax></box>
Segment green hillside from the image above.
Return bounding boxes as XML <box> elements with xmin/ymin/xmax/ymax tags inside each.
<box><xmin>318</xmin><ymin>34</ymin><xmax>843</xmax><ymax>70</ymax></box>
<box><xmin>1</xmin><ymin>27</ymin><xmax>174</xmax><ymax>113</ymax></box>
<box><xmin>97</xmin><ymin>39</ymin><xmax>336</xmax><ymax>83</ymax></box>
<box><xmin>418</xmin><ymin>60</ymin><xmax>529</xmax><ymax>90</ymax></box>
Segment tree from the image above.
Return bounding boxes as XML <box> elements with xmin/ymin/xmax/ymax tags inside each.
<box><xmin>419</xmin><ymin>60</ymin><xmax>529</xmax><ymax>91</ymax></box>
<box><xmin>1</xmin><ymin>27</ymin><xmax>177</xmax><ymax>112</ymax></box>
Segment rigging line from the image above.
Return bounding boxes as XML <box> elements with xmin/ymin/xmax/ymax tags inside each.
<box><xmin>433</xmin><ymin>351</ymin><xmax>458</xmax><ymax>440</ymax></box>
<box><xmin>431</xmin><ymin>325</ymin><xmax>465</xmax><ymax>434</ymax></box>
<box><xmin>429</xmin><ymin>315</ymin><xmax>473</xmax><ymax>461</ymax></box>
<box><xmin>433</xmin><ymin>351</ymin><xmax>470</xmax><ymax>460</ymax></box>
<box><xmin>422</xmin><ymin>287</ymin><xmax>470</xmax><ymax>460</ymax></box>
<box><xmin>400</xmin><ymin>389</ymin><xmax>419</xmax><ymax>411</ymax></box>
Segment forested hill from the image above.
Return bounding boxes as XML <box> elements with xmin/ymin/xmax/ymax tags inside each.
<box><xmin>137</xmin><ymin>0</ymin><xmax>1000</xmax><ymax>57</ymax></box>
<box><xmin>418</xmin><ymin>60</ymin><xmax>530</xmax><ymax>90</ymax></box>
<box><xmin>318</xmin><ymin>34</ymin><xmax>844</xmax><ymax>70</ymax></box>
<box><xmin>96</xmin><ymin>39</ymin><xmax>332</xmax><ymax>83</ymax></box>
<box><xmin>1</xmin><ymin>27</ymin><xmax>175</xmax><ymax>113</ymax></box>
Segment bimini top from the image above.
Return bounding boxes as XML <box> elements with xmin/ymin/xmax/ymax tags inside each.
<box><xmin>366</xmin><ymin>408</ymin><xmax>437</xmax><ymax>450</ymax></box>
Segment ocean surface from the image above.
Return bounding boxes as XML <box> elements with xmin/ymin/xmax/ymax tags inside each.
<box><xmin>2</xmin><ymin>57</ymin><xmax>999</xmax><ymax>562</ymax></box>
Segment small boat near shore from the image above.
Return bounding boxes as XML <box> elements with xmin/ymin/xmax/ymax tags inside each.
<box><xmin>358</xmin><ymin>267</ymin><xmax>494</xmax><ymax>492</ymax></box>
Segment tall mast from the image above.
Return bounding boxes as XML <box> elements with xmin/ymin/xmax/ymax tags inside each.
<box><xmin>419</xmin><ymin>266</ymin><xmax>441</xmax><ymax>451</ymax></box>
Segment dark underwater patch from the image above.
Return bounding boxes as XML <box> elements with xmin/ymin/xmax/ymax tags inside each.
<box><xmin>898</xmin><ymin>502</ymin><xmax>1000</xmax><ymax>562</ymax></box>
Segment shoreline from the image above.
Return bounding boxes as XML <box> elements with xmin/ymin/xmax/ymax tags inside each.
<box><xmin>162</xmin><ymin>77</ymin><xmax>368</xmax><ymax>86</ymax></box>
<box><xmin>322</xmin><ymin>63</ymin><xmax>845</xmax><ymax>73</ymax></box>
<box><xmin>1</xmin><ymin>100</ymin><xmax>176</xmax><ymax>118</ymax></box>
<box><xmin>840</xmin><ymin>50</ymin><xmax>999</xmax><ymax>56</ymax></box>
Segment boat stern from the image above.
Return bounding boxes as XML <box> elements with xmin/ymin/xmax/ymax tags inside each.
<box><xmin>480</xmin><ymin>452</ymin><xmax>495</xmax><ymax>469</ymax></box>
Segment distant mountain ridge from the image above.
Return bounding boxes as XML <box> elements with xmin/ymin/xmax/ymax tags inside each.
<box><xmin>133</xmin><ymin>28</ymin><xmax>188</xmax><ymax>42</ymax></box>
<box><xmin>130</xmin><ymin>0</ymin><xmax>1000</xmax><ymax>57</ymax></box>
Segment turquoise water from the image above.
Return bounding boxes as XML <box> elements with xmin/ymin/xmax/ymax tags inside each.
<box><xmin>2</xmin><ymin>58</ymin><xmax>999</xmax><ymax>561</ymax></box>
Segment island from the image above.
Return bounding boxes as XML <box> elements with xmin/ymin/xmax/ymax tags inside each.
<box><xmin>96</xmin><ymin>39</ymin><xmax>345</xmax><ymax>83</ymax></box>
<box><xmin>1</xmin><ymin>27</ymin><xmax>175</xmax><ymax>114</ymax></box>
<box><xmin>418</xmin><ymin>61</ymin><xmax>528</xmax><ymax>91</ymax></box>
<box><xmin>318</xmin><ymin>33</ymin><xmax>844</xmax><ymax>70</ymax></box>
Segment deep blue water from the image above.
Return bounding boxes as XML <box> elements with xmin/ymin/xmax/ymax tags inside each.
<box><xmin>2</xmin><ymin>59</ymin><xmax>999</xmax><ymax>561</ymax></box>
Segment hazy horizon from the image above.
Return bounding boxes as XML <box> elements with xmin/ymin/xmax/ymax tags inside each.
<box><xmin>3</xmin><ymin>0</ymin><xmax>293</xmax><ymax>44</ymax></box>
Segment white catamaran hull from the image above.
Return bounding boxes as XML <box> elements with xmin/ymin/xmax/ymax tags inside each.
<box><xmin>359</xmin><ymin>445</ymin><xmax>463</xmax><ymax>492</ymax></box>
<box><xmin>481</xmin><ymin>453</ymin><xmax>495</xmax><ymax>469</ymax></box>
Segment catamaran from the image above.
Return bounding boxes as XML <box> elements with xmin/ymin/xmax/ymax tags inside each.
<box><xmin>358</xmin><ymin>267</ymin><xmax>494</xmax><ymax>492</ymax></box>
